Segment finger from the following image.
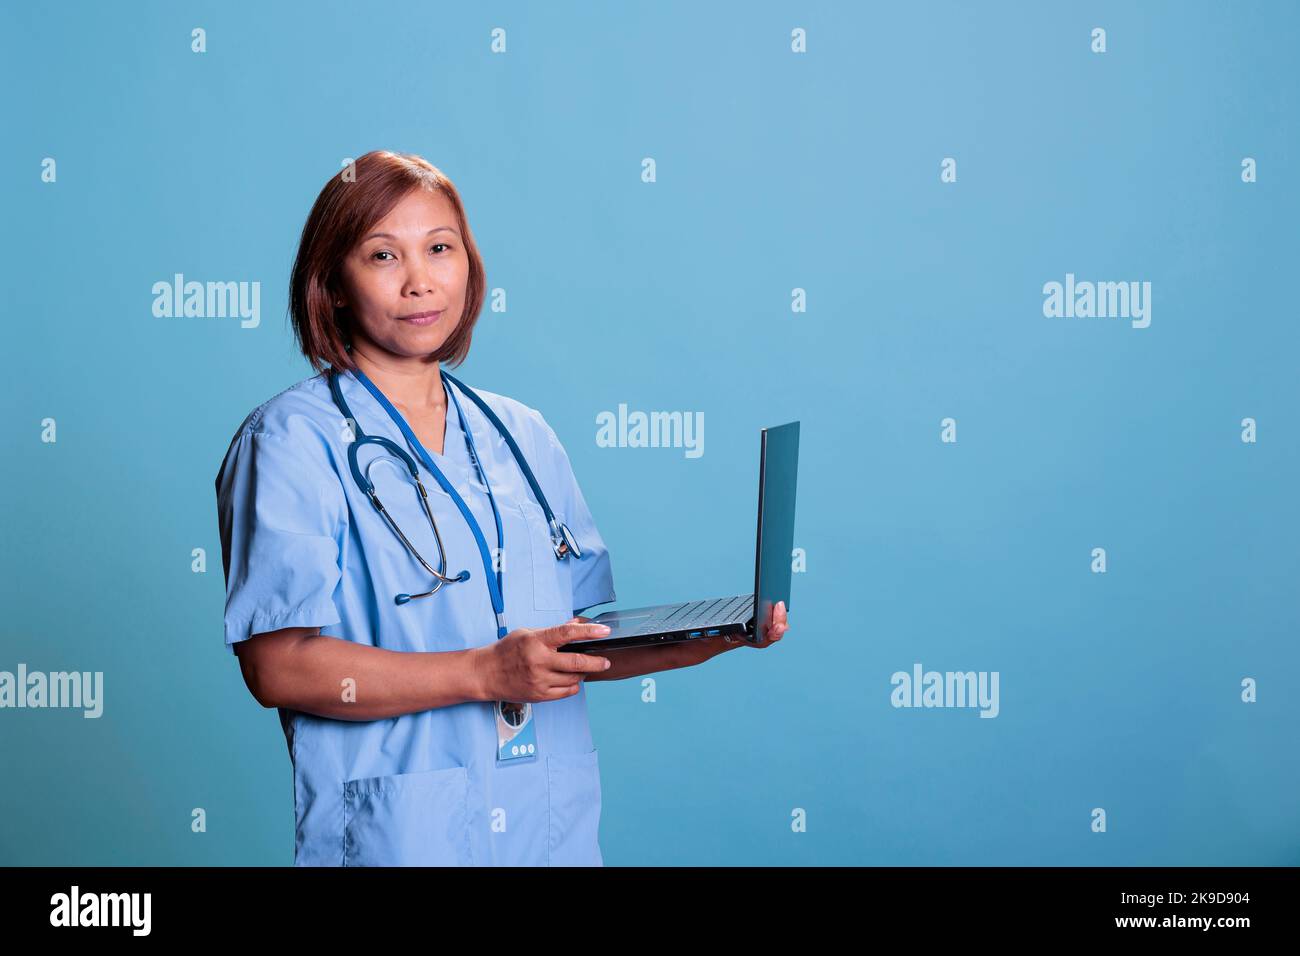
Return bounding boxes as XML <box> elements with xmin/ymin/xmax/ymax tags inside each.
<box><xmin>764</xmin><ymin>608</ymin><xmax>780</xmax><ymax>642</ymax></box>
<box><xmin>549</xmin><ymin>650</ymin><xmax>612</xmax><ymax>675</ymax></box>
<box><xmin>544</xmin><ymin>682</ymin><xmax>583</xmax><ymax>701</ymax></box>
<box><xmin>548</xmin><ymin>672</ymin><xmax>584</xmax><ymax>690</ymax></box>
<box><xmin>538</xmin><ymin>622</ymin><xmax>611</xmax><ymax>647</ymax></box>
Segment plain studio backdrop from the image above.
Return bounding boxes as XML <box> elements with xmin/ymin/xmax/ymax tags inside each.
<box><xmin>1</xmin><ymin>0</ymin><xmax>1296</xmax><ymax>865</ymax></box>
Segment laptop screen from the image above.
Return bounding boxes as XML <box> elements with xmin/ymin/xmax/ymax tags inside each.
<box><xmin>753</xmin><ymin>421</ymin><xmax>800</xmax><ymax>642</ymax></box>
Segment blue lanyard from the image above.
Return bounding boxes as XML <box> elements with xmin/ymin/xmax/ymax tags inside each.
<box><xmin>352</xmin><ymin>367</ymin><xmax>510</xmax><ymax>639</ymax></box>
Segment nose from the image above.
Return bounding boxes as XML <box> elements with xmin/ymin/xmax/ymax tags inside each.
<box><xmin>402</xmin><ymin>256</ymin><xmax>439</xmax><ymax>297</ymax></box>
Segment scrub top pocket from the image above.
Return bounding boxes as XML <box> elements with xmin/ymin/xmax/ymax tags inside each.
<box><xmin>546</xmin><ymin>748</ymin><xmax>603</xmax><ymax>866</ymax></box>
<box><xmin>342</xmin><ymin>765</ymin><xmax>472</xmax><ymax>866</ymax></box>
<box><xmin>518</xmin><ymin>499</ymin><xmax>570</xmax><ymax>612</ymax></box>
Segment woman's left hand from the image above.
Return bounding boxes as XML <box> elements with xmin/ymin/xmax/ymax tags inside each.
<box><xmin>728</xmin><ymin>600</ymin><xmax>788</xmax><ymax>649</ymax></box>
<box><xmin>567</xmin><ymin>602</ymin><xmax>789</xmax><ymax>677</ymax></box>
<box><xmin>688</xmin><ymin>599</ymin><xmax>790</xmax><ymax>661</ymax></box>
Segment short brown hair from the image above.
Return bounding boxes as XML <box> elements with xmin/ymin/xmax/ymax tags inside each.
<box><xmin>289</xmin><ymin>150</ymin><xmax>487</xmax><ymax>375</ymax></box>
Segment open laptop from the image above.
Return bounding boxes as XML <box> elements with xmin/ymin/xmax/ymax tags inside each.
<box><xmin>559</xmin><ymin>420</ymin><xmax>799</xmax><ymax>652</ymax></box>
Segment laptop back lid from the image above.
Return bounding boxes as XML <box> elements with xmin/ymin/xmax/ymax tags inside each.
<box><xmin>753</xmin><ymin>421</ymin><xmax>800</xmax><ymax>642</ymax></box>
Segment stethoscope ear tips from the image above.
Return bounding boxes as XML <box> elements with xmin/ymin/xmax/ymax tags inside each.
<box><xmin>395</xmin><ymin>571</ymin><xmax>469</xmax><ymax>605</ymax></box>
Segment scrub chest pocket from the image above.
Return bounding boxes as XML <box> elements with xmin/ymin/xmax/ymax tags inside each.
<box><xmin>518</xmin><ymin>499</ymin><xmax>570</xmax><ymax>612</ymax></box>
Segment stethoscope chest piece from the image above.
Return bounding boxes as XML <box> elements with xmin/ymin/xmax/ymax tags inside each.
<box><xmin>552</xmin><ymin>519</ymin><xmax>582</xmax><ymax>560</ymax></box>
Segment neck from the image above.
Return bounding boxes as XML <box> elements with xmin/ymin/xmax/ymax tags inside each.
<box><xmin>351</xmin><ymin>345</ymin><xmax>445</xmax><ymax>410</ymax></box>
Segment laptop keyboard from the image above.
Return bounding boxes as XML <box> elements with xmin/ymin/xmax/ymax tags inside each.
<box><xmin>626</xmin><ymin>595</ymin><xmax>753</xmax><ymax>635</ymax></box>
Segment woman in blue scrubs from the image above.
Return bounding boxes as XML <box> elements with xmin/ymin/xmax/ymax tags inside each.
<box><xmin>214</xmin><ymin>151</ymin><xmax>789</xmax><ymax>866</ymax></box>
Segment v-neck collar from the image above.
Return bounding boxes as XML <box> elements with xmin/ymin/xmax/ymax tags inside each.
<box><xmin>422</xmin><ymin>374</ymin><xmax>458</xmax><ymax>462</ymax></box>
<box><xmin>340</xmin><ymin>367</ymin><xmax>474</xmax><ymax>484</ymax></box>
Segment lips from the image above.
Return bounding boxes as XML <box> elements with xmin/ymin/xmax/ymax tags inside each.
<box><xmin>399</xmin><ymin>310</ymin><xmax>443</xmax><ymax>326</ymax></box>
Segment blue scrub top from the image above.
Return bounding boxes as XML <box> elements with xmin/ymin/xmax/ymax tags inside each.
<box><xmin>214</xmin><ymin>367</ymin><xmax>617</xmax><ymax>866</ymax></box>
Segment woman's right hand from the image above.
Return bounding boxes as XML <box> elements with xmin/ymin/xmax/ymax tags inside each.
<box><xmin>473</xmin><ymin>622</ymin><xmax>613</xmax><ymax>702</ymax></box>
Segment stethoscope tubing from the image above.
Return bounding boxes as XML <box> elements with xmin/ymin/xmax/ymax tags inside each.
<box><xmin>326</xmin><ymin>366</ymin><xmax>579</xmax><ymax>637</ymax></box>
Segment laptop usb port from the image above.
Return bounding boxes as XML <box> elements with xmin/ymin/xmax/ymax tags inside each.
<box><xmin>689</xmin><ymin>631</ymin><xmax>702</xmax><ymax>638</ymax></box>
<box><xmin>705</xmin><ymin>628</ymin><xmax>721</xmax><ymax>636</ymax></box>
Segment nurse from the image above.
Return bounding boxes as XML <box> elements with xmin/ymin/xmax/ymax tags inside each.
<box><xmin>214</xmin><ymin>150</ymin><xmax>790</xmax><ymax>867</ymax></box>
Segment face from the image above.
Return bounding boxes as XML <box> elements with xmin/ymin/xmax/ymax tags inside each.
<box><xmin>333</xmin><ymin>188</ymin><xmax>469</xmax><ymax>365</ymax></box>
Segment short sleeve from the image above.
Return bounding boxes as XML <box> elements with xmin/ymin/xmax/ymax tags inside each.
<box><xmin>215</xmin><ymin>428</ymin><xmax>346</xmax><ymax>654</ymax></box>
<box><xmin>534</xmin><ymin>414</ymin><xmax>617</xmax><ymax>615</ymax></box>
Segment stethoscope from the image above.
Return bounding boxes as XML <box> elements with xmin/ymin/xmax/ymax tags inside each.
<box><xmin>327</xmin><ymin>364</ymin><xmax>582</xmax><ymax>639</ymax></box>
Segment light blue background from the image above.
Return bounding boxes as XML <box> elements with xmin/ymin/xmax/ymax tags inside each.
<box><xmin>2</xmin><ymin>0</ymin><xmax>1296</xmax><ymax>865</ymax></box>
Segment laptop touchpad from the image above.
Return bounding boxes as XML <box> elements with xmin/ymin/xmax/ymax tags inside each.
<box><xmin>591</xmin><ymin>610</ymin><xmax>653</xmax><ymax>626</ymax></box>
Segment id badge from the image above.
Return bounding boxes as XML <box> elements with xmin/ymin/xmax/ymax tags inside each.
<box><xmin>495</xmin><ymin>700</ymin><xmax>538</xmax><ymax>761</ymax></box>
